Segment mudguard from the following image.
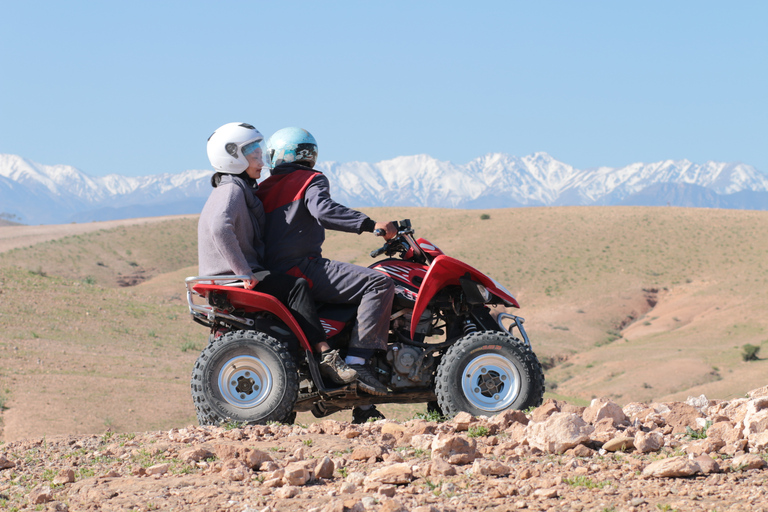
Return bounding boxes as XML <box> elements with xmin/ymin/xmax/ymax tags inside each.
<box><xmin>410</xmin><ymin>254</ymin><xmax>520</xmax><ymax>339</ymax></box>
<box><xmin>192</xmin><ymin>284</ymin><xmax>312</xmax><ymax>350</ymax></box>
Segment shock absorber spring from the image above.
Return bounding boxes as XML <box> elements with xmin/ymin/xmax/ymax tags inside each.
<box><xmin>462</xmin><ymin>318</ymin><xmax>478</xmax><ymax>336</ymax></box>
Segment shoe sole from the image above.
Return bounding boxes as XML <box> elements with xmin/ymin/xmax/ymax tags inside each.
<box><xmin>356</xmin><ymin>380</ymin><xmax>390</xmax><ymax>396</ymax></box>
<box><xmin>319</xmin><ymin>367</ymin><xmax>358</xmax><ymax>385</ymax></box>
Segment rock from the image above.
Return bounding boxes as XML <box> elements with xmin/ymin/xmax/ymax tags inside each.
<box><xmin>52</xmin><ymin>468</ymin><xmax>75</xmax><ymax>485</ymax></box>
<box><xmin>566</xmin><ymin>444</ymin><xmax>595</xmax><ymax>457</ymax></box>
<box><xmin>693</xmin><ymin>454</ymin><xmax>721</xmax><ymax>474</ymax></box>
<box><xmin>426</xmin><ymin>457</ymin><xmax>457</xmax><ymax>476</ymax></box>
<box><xmin>339</xmin><ymin>482</ymin><xmax>356</xmax><ymax>494</ymax></box>
<box><xmin>406</xmin><ymin>419</ymin><xmax>436</xmax><ymax>435</ymax></box>
<box><xmin>320</xmin><ymin>500</ymin><xmax>346</xmax><ymax>512</ymax></box>
<box><xmin>533</xmin><ymin>487</ymin><xmax>558</xmax><ymax>499</ymax></box>
<box><xmin>346</xmin><ymin>471</ymin><xmax>367</xmax><ymax>486</ymax></box>
<box><xmin>145</xmin><ymin>463</ymin><xmax>170</xmax><ymax>476</ymax></box>
<box><xmin>410</xmin><ymin>434</ymin><xmax>435</xmax><ymax>451</ymax></box>
<box><xmin>364</xmin><ymin>463</ymin><xmax>414</xmax><ymax>485</ymax></box>
<box><xmin>452</xmin><ymin>411</ymin><xmax>476</xmax><ymax>431</ymax></box>
<box><xmin>283</xmin><ymin>462</ymin><xmax>311</xmax><ymax>486</ymax></box>
<box><xmin>242</xmin><ymin>448</ymin><xmax>274</xmax><ymax>470</ymax></box>
<box><xmin>583</xmin><ymin>397</ymin><xmax>628</xmax><ymax>427</ymax></box>
<box><xmin>178</xmin><ymin>446</ymin><xmax>215</xmax><ymax>463</ymax></box>
<box><xmin>748</xmin><ymin>431</ymin><xmax>768</xmax><ymax>451</ymax></box>
<box><xmin>379</xmin><ymin>498</ymin><xmax>408</xmax><ymax>512</ymax></box>
<box><xmin>742</xmin><ymin>397</ymin><xmax>768</xmax><ymax>437</ymax></box>
<box><xmin>686</xmin><ymin>394</ymin><xmax>712</xmax><ymax>414</ymax></box>
<box><xmin>489</xmin><ymin>409</ymin><xmax>529</xmax><ymax>429</ymax></box>
<box><xmin>623</xmin><ymin>402</ymin><xmax>650</xmax><ymax>422</ymax></box>
<box><xmin>602</xmin><ymin>436</ymin><xmax>635</xmax><ymax>452</ymax></box>
<box><xmin>472</xmin><ymin>459</ymin><xmax>511</xmax><ymax>476</ymax></box>
<box><xmin>263</xmin><ymin>477</ymin><xmax>284</xmax><ymax>488</ymax></box>
<box><xmin>351</xmin><ymin>445</ymin><xmax>385</xmax><ymax>461</ymax></box>
<box><xmin>683</xmin><ymin>439</ymin><xmax>719</xmax><ymax>456</ymax></box>
<box><xmin>642</xmin><ymin>456</ymin><xmax>701</xmax><ymax>478</ymax></box>
<box><xmin>531</xmin><ymin>400</ymin><xmax>560</xmax><ymax>422</ymax></box>
<box><xmin>747</xmin><ymin>385</ymin><xmax>768</xmax><ymax>399</ymax></box>
<box><xmin>29</xmin><ymin>485</ymin><xmax>53</xmax><ymax>505</ymax></box>
<box><xmin>275</xmin><ymin>486</ymin><xmax>300</xmax><ymax>499</ymax></box>
<box><xmin>431</xmin><ymin>434</ymin><xmax>478</xmax><ymax>464</ymax></box>
<box><xmin>221</xmin><ymin>459</ymin><xmax>249</xmax><ymax>481</ymax></box>
<box><xmin>0</xmin><ymin>454</ymin><xmax>15</xmax><ymax>470</ymax></box>
<box><xmin>660</xmin><ymin>402</ymin><xmax>706</xmax><ymax>434</ymax></box>
<box><xmin>212</xmin><ymin>443</ymin><xmax>241</xmax><ymax>461</ymax></box>
<box><xmin>707</xmin><ymin>421</ymin><xmax>742</xmax><ymax>447</ymax></box>
<box><xmin>526</xmin><ymin>412</ymin><xmax>594</xmax><ymax>454</ymax></box>
<box><xmin>731</xmin><ymin>453</ymin><xmax>766</xmax><ymax>471</ymax></box>
<box><xmin>634</xmin><ymin>431</ymin><xmax>664</xmax><ymax>453</ymax></box>
<box><xmin>381</xmin><ymin>423</ymin><xmax>406</xmax><ymax>437</ymax></box>
<box><xmin>378</xmin><ymin>484</ymin><xmax>397</xmax><ymax>497</ymax></box>
<box><xmin>315</xmin><ymin>456</ymin><xmax>335</xmax><ymax>479</ymax></box>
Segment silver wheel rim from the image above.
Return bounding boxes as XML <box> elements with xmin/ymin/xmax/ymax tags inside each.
<box><xmin>461</xmin><ymin>353</ymin><xmax>521</xmax><ymax>412</ymax></box>
<box><xmin>218</xmin><ymin>355</ymin><xmax>272</xmax><ymax>408</ymax></box>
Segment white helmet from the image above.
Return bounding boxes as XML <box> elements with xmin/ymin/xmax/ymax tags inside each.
<box><xmin>206</xmin><ymin>122</ymin><xmax>266</xmax><ymax>174</ymax></box>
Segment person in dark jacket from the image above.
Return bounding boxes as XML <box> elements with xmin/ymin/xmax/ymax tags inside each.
<box><xmin>257</xmin><ymin>127</ymin><xmax>396</xmax><ymax>423</ymax></box>
<box><xmin>198</xmin><ymin>122</ymin><xmax>356</xmax><ymax>386</ymax></box>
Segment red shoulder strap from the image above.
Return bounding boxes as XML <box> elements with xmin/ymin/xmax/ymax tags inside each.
<box><xmin>257</xmin><ymin>170</ymin><xmax>320</xmax><ymax>213</ymax></box>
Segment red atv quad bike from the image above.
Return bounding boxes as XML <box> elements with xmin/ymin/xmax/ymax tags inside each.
<box><xmin>186</xmin><ymin>219</ymin><xmax>544</xmax><ymax>425</ymax></box>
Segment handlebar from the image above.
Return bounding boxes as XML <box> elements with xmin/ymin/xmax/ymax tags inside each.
<box><xmin>369</xmin><ymin>219</ymin><xmax>426</xmax><ymax>262</ymax></box>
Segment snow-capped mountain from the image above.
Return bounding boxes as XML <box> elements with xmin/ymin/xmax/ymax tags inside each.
<box><xmin>1</xmin><ymin>152</ymin><xmax>766</xmax><ymax>225</ymax></box>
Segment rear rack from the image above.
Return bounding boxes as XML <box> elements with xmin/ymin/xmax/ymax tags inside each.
<box><xmin>185</xmin><ymin>275</ymin><xmax>255</xmax><ymax>328</ymax></box>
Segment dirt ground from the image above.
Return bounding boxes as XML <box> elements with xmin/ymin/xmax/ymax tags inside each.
<box><xmin>1</xmin><ymin>393</ymin><xmax>767</xmax><ymax>512</ymax></box>
<box><xmin>0</xmin><ymin>215</ymin><xmax>197</xmax><ymax>254</ymax></box>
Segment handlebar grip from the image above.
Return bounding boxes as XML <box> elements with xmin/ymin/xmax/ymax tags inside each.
<box><xmin>370</xmin><ymin>247</ymin><xmax>386</xmax><ymax>258</ymax></box>
<box><xmin>374</xmin><ymin>228</ymin><xmax>387</xmax><ymax>237</ymax></box>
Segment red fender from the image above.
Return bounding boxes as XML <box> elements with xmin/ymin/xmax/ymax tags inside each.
<box><xmin>193</xmin><ymin>284</ymin><xmax>312</xmax><ymax>350</ymax></box>
<box><xmin>410</xmin><ymin>254</ymin><xmax>520</xmax><ymax>339</ymax></box>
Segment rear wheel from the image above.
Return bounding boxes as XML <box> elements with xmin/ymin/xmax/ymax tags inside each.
<box><xmin>191</xmin><ymin>330</ymin><xmax>298</xmax><ymax>425</ymax></box>
<box><xmin>435</xmin><ymin>331</ymin><xmax>544</xmax><ymax>418</ymax></box>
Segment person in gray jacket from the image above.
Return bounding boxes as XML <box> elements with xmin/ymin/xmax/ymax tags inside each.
<box><xmin>198</xmin><ymin>122</ymin><xmax>356</xmax><ymax>386</ymax></box>
<box><xmin>257</xmin><ymin>127</ymin><xmax>396</xmax><ymax>423</ymax></box>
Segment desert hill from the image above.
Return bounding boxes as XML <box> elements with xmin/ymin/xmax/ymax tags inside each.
<box><xmin>0</xmin><ymin>207</ymin><xmax>766</xmax><ymax>443</ymax></box>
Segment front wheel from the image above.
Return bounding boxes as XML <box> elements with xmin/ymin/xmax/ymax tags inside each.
<box><xmin>435</xmin><ymin>331</ymin><xmax>544</xmax><ymax>418</ymax></box>
<box><xmin>191</xmin><ymin>330</ymin><xmax>298</xmax><ymax>425</ymax></box>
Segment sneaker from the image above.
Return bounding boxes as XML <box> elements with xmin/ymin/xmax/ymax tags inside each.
<box><xmin>318</xmin><ymin>350</ymin><xmax>358</xmax><ymax>385</ymax></box>
<box><xmin>349</xmin><ymin>364</ymin><xmax>390</xmax><ymax>396</ymax></box>
<box><xmin>352</xmin><ymin>405</ymin><xmax>385</xmax><ymax>424</ymax></box>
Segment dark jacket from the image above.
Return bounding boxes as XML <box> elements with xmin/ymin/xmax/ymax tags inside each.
<box><xmin>256</xmin><ymin>163</ymin><xmax>374</xmax><ymax>272</ymax></box>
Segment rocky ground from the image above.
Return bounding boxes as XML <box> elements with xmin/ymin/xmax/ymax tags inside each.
<box><xmin>1</xmin><ymin>387</ymin><xmax>767</xmax><ymax>512</ymax></box>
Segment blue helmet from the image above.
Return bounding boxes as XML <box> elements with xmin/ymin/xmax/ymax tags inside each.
<box><xmin>266</xmin><ymin>127</ymin><xmax>318</xmax><ymax>168</ymax></box>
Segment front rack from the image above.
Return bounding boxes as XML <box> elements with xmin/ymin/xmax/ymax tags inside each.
<box><xmin>185</xmin><ymin>275</ymin><xmax>255</xmax><ymax>328</ymax></box>
<box><xmin>496</xmin><ymin>312</ymin><xmax>531</xmax><ymax>347</ymax></box>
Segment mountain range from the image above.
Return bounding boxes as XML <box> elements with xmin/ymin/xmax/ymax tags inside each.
<box><xmin>1</xmin><ymin>152</ymin><xmax>766</xmax><ymax>225</ymax></box>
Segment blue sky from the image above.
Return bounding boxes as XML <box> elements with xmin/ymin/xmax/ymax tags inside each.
<box><xmin>1</xmin><ymin>1</ymin><xmax>766</xmax><ymax>177</ymax></box>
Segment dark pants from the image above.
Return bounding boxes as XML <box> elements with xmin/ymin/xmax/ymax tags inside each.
<box><xmin>252</xmin><ymin>270</ymin><xmax>326</xmax><ymax>347</ymax></box>
<box><xmin>290</xmin><ymin>258</ymin><xmax>395</xmax><ymax>357</ymax></box>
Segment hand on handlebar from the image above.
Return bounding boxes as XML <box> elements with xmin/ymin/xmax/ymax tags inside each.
<box><xmin>244</xmin><ymin>276</ymin><xmax>259</xmax><ymax>289</ymax></box>
<box><xmin>374</xmin><ymin>221</ymin><xmax>397</xmax><ymax>240</ymax></box>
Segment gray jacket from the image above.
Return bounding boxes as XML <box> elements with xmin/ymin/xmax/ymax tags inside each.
<box><xmin>198</xmin><ymin>174</ymin><xmax>266</xmax><ymax>276</ymax></box>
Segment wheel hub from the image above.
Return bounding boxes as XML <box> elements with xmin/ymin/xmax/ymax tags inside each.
<box><xmin>218</xmin><ymin>355</ymin><xmax>272</xmax><ymax>408</ymax></box>
<box><xmin>461</xmin><ymin>354</ymin><xmax>521</xmax><ymax>412</ymax></box>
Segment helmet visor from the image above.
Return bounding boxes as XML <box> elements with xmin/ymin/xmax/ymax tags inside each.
<box><xmin>241</xmin><ymin>139</ymin><xmax>269</xmax><ymax>167</ymax></box>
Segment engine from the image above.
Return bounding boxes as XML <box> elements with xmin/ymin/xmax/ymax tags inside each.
<box><xmin>385</xmin><ymin>343</ymin><xmax>435</xmax><ymax>389</ymax></box>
